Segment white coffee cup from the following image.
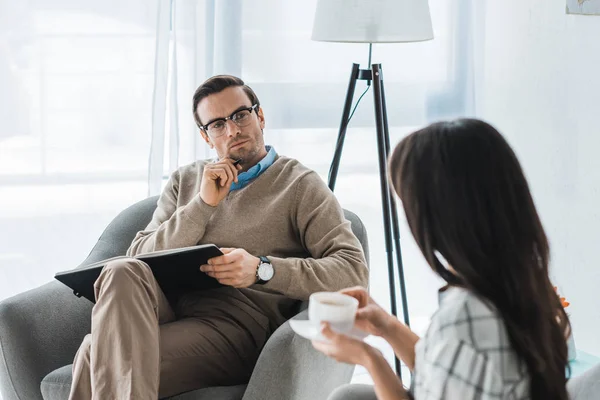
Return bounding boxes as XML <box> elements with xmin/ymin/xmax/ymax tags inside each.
<box><xmin>308</xmin><ymin>292</ymin><xmax>359</xmax><ymax>333</ymax></box>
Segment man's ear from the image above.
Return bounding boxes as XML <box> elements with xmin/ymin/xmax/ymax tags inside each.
<box><xmin>257</xmin><ymin>107</ymin><xmax>265</xmax><ymax>130</ymax></box>
<box><xmin>200</xmin><ymin>129</ymin><xmax>214</xmax><ymax>149</ymax></box>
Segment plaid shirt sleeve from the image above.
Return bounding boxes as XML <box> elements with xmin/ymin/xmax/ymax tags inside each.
<box><xmin>409</xmin><ymin>287</ymin><xmax>530</xmax><ymax>400</ymax></box>
<box><xmin>412</xmin><ymin>338</ymin><xmax>505</xmax><ymax>399</ymax></box>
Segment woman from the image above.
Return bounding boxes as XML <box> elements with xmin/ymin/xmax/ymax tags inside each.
<box><xmin>313</xmin><ymin>119</ymin><xmax>570</xmax><ymax>400</ymax></box>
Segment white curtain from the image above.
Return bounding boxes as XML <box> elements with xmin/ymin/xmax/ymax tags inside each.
<box><xmin>0</xmin><ymin>0</ymin><xmax>483</xmax><ymax>387</ymax></box>
<box><xmin>0</xmin><ymin>0</ymin><xmax>160</xmax><ymax>301</ymax></box>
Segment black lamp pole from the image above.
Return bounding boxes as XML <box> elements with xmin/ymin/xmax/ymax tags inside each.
<box><xmin>328</xmin><ymin>47</ymin><xmax>410</xmax><ymax>378</ymax></box>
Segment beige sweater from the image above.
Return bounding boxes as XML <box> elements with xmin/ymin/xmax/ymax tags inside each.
<box><xmin>127</xmin><ymin>155</ymin><xmax>368</xmax><ymax>327</ymax></box>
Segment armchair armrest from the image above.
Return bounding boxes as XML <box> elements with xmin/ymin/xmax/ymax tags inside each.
<box><xmin>0</xmin><ymin>281</ymin><xmax>92</xmax><ymax>400</ymax></box>
<box><xmin>242</xmin><ymin>309</ymin><xmax>355</xmax><ymax>400</ymax></box>
<box><xmin>0</xmin><ymin>197</ymin><xmax>159</xmax><ymax>400</ymax></box>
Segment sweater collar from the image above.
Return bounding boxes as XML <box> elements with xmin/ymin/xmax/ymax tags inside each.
<box><xmin>230</xmin><ymin>145</ymin><xmax>277</xmax><ymax>191</ymax></box>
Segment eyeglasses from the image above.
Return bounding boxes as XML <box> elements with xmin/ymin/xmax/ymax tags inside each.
<box><xmin>200</xmin><ymin>104</ymin><xmax>259</xmax><ymax>138</ymax></box>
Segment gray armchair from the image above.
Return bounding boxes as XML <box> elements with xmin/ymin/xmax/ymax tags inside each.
<box><xmin>0</xmin><ymin>196</ymin><xmax>370</xmax><ymax>400</ymax></box>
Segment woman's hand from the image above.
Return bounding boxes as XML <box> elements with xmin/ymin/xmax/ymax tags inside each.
<box><xmin>311</xmin><ymin>322</ymin><xmax>380</xmax><ymax>366</ymax></box>
<box><xmin>340</xmin><ymin>286</ymin><xmax>394</xmax><ymax>337</ymax></box>
<box><xmin>313</xmin><ymin>322</ymin><xmax>410</xmax><ymax>400</ymax></box>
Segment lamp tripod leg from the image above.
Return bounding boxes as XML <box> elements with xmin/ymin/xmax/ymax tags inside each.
<box><xmin>328</xmin><ymin>62</ymin><xmax>410</xmax><ymax>380</ymax></box>
<box><xmin>328</xmin><ymin>64</ymin><xmax>360</xmax><ymax>191</ymax></box>
<box><xmin>380</xmin><ymin>76</ymin><xmax>410</xmax><ymax>328</ymax></box>
<box><xmin>372</xmin><ymin>64</ymin><xmax>407</xmax><ymax>378</ymax></box>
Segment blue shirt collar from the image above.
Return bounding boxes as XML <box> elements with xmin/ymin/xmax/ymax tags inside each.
<box><xmin>230</xmin><ymin>145</ymin><xmax>277</xmax><ymax>191</ymax></box>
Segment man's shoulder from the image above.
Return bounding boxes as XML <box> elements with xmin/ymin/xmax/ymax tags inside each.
<box><xmin>271</xmin><ymin>156</ymin><xmax>323</xmax><ymax>185</ymax></box>
<box><xmin>274</xmin><ymin>156</ymin><xmax>311</xmax><ymax>174</ymax></box>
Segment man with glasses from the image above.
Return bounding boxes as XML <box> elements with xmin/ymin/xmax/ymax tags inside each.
<box><xmin>68</xmin><ymin>75</ymin><xmax>369</xmax><ymax>400</ymax></box>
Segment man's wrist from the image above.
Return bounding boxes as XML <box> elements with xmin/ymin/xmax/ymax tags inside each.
<box><xmin>198</xmin><ymin>192</ymin><xmax>219</xmax><ymax>208</ymax></box>
<box><xmin>253</xmin><ymin>256</ymin><xmax>261</xmax><ymax>282</ymax></box>
<box><xmin>254</xmin><ymin>256</ymin><xmax>274</xmax><ymax>284</ymax></box>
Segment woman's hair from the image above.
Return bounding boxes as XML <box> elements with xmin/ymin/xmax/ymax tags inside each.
<box><xmin>388</xmin><ymin>118</ymin><xmax>569</xmax><ymax>400</ymax></box>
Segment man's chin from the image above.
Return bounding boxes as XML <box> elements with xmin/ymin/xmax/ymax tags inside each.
<box><xmin>228</xmin><ymin>151</ymin><xmax>244</xmax><ymax>161</ymax></box>
<box><xmin>229</xmin><ymin>147</ymin><xmax>253</xmax><ymax>162</ymax></box>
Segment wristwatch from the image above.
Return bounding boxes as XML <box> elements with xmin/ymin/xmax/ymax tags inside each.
<box><xmin>256</xmin><ymin>256</ymin><xmax>274</xmax><ymax>284</ymax></box>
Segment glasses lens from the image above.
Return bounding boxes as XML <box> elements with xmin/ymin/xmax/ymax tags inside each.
<box><xmin>232</xmin><ymin>110</ymin><xmax>251</xmax><ymax>125</ymax></box>
<box><xmin>207</xmin><ymin>120</ymin><xmax>226</xmax><ymax>137</ymax></box>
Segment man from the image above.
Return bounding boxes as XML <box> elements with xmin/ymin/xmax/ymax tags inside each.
<box><xmin>69</xmin><ymin>75</ymin><xmax>369</xmax><ymax>399</ymax></box>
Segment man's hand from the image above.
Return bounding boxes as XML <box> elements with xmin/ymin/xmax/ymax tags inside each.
<box><xmin>200</xmin><ymin>159</ymin><xmax>243</xmax><ymax>207</ymax></box>
<box><xmin>200</xmin><ymin>248</ymin><xmax>260</xmax><ymax>288</ymax></box>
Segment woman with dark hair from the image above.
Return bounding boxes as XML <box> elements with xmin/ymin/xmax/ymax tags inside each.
<box><xmin>313</xmin><ymin>119</ymin><xmax>571</xmax><ymax>399</ymax></box>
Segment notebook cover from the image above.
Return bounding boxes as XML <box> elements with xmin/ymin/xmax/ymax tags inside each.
<box><xmin>55</xmin><ymin>244</ymin><xmax>224</xmax><ymax>303</ymax></box>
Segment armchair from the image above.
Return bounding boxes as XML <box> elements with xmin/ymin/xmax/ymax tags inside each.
<box><xmin>0</xmin><ymin>196</ymin><xmax>370</xmax><ymax>400</ymax></box>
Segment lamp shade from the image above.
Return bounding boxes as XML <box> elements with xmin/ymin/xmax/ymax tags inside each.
<box><xmin>311</xmin><ymin>0</ymin><xmax>434</xmax><ymax>43</ymax></box>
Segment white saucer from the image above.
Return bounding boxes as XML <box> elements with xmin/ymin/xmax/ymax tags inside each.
<box><xmin>289</xmin><ymin>319</ymin><xmax>369</xmax><ymax>342</ymax></box>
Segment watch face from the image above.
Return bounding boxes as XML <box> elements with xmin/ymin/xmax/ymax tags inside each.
<box><xmin>258</xmin><ymin>263</ymin><xmax>274</xmax><ymax>281</ymax></box>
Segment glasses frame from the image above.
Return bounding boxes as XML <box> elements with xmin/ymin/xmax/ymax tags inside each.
<box><xmin>200</xmin><ymin>104</ymin><xmax>259</xmax><ymax>138</ymax></box>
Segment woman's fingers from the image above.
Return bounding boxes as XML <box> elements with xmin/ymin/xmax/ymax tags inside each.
<box><xmin>319</xmin><ymin>322</ymin><xmax>339</xmax><ymax>341</ymax></box>
<box><xmin>311</xmin><ymin>339</ymin><xmax>331</xmax><ymax>355</ymax></box>
<box><xmin>356</xmin><ymin>307</ymin><xmax>374</xmax><ymax>319</ymax></box>
<box><xmin>311</xmin><ymin>323</ymin><xmax>373</xmax><ymax>366</ymax></box>
<box><xmin>339</xmin><ymin>286</ymin><xmax>369</xmax><ymax>307</ymax></box>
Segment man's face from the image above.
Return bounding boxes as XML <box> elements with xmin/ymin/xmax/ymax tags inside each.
<box><xmin>197</xmin><ymin>86</ymin><xmax>266</xmax><ymax>169</ymax></box>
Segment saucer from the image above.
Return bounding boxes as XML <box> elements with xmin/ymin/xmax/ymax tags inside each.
<box><xmin>289</xmin><ymin>319</ymin><xmax>369</xmax><ymax>342</ymax></box>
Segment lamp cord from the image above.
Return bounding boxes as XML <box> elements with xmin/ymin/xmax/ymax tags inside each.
<box><xmin>328</xmin><ymin>83</ymin><xmax>371</xmax><ymax>183</ymax></box>
<box><xmin>327</xmin><ymin>43</ymin><xmax>374</xmax><ymax>186</ymax></box>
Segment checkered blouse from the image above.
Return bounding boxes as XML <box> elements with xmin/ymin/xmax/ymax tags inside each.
<box><xmin>409</xmin><ymin>287</ymin><xmax>530</xmax><ymax>399</ymax></box>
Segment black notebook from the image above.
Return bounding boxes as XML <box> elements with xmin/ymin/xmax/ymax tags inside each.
<box><xmin>55</xmin><ymin>244</ymin><xmax>224</xmax><ymax>303</ymax></box>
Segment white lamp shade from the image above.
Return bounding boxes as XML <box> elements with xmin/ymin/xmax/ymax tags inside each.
<box><xmin>311</xmin><ymin>0</ymin><xmax>434</xmax><ymax>43</ymax></box>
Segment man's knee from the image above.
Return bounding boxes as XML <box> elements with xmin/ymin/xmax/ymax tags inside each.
<box><xmin>94</xmin><ymin>258</ymin><xmax>152</xmax><ymax>298</ymax></box>
<box><xmin>100</xmin><ymin>258</ymin><xmax>151</xmax><ymax>281</ymax></box>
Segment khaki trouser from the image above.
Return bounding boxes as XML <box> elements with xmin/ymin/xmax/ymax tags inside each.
<box><xmin>69</xmin><ymin>258</ymin><xmax>270</xmax><ymax>400</ymax></box>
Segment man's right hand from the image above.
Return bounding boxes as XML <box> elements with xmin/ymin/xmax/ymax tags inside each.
<box><xmin>200</xmin><ymin>159</ymin><xmax>243</xmax><ymax>207</ymax></box>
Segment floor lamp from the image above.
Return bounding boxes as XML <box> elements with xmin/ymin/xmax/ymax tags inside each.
<box><xmin>311</xmin><ymin>0</ymin><xmax>434</xmax><ymax>377</ymax></box>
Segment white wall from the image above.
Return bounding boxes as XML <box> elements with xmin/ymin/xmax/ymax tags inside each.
<box><xmin>480</xmin><ymin>0</ymin><xmax>600</xmax><ymax>355</ymax></box>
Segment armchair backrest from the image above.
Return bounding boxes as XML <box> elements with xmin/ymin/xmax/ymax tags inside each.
<box><xmin>76</xmin><ymin>196</ymin><xmax>158</xmax><ymax>268</ymax></box>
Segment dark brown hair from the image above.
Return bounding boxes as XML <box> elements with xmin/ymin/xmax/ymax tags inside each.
<box><xmin>192</xmin><ymin>75</ymin><xmax>260</xmax><ymax>128</ymax></box>
<box><xmin>388</xmin><ymin>119</ymin><xmax>569</xmax><ymax>400</ymax></box>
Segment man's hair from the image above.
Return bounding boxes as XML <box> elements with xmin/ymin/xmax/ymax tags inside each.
<box><xmin>192</xmin><ymin>75</ymin><xmax>260</xmax><ymax>129</ymax></box>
